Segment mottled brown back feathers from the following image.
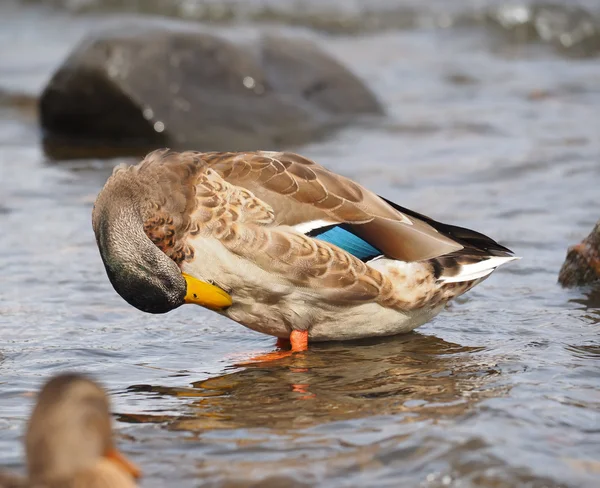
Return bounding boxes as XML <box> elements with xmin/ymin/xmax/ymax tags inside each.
<box><xmin>96</xmin><ymin>149</ymin><xmax>512</xmax><ymax>312</ymax></box>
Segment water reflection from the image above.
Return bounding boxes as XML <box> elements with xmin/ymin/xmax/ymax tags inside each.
<box><xmin>565</xmin><ymin>288</ymin><xmax>600</xmax><ymax>359</ymax></box>
<box><xmin>569</xmin><ymin>287</ymin><xmax>600</xmax><ymax>311</ymax></box>
<box><xmin>119</xmin><ymin>333</ymin><xmax>503</xmax><ymax>431</ymax></box>
<box><xmin>568</xmin><ymin>287</ymin><xmax>600</xmax><ymax>328</ymax></box>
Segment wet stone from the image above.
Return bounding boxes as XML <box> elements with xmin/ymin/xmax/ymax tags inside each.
<box><xmin>39</xmin><ymin>19</ymin><xmax>383</xmax><ymax>159</ymax></box>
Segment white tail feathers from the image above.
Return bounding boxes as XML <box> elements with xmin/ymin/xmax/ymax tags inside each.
<box><xmin>439</xmin><ymin>256</ymin><xmax>520</xmax><ymax>284</ymax></box>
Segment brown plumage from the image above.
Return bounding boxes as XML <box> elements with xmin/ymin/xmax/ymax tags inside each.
<box><xmin>92</xmin><ymin>149</ymin><xmax>517</xmax><ymax>342</ymax></box>
<box><xmin>0</xmin><ymin>374</ymin><xmax>139</xmax><ymax>488</ymax></box>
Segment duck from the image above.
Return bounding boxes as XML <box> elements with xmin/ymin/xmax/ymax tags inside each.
<box><xmin>0</xmin><ymin>373</ymin><xmax>140</xmax><ymax>487</ymax></box>
<box><xmin>92</xmin><ymin>150</ymin><xmax>517</xmax><ymax>359</ymax></box>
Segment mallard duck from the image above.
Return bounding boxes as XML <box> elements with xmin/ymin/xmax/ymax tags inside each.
<box><xmin>92</xmin><ymin>150</ymin><xmax>517</xmax><ymax>357</ymax></box>
<box><xmin>0</xmin><ymin>374</ymin><xmax>140</xmax><ymax>487</ymax></box>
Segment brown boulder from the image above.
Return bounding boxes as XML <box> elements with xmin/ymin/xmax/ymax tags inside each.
<box><xmin>559</xmin><ymin>221</ymin><xmax>600</xmax><ymax>287</ymax></box>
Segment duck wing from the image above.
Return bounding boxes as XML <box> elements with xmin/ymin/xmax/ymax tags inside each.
<box><xmin>203</xmin><ymin>151</ymin><xmax>464</xmax><ymax>262</ymax></box>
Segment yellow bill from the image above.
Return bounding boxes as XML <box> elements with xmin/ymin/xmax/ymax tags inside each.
<box><xmin>182</xmin><ymin>273</ymin><xmax>232</xmax><ymax>310</ymax></box>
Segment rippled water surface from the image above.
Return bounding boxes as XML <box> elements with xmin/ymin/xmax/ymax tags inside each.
<box><xmin>1</xmin><ymin>1</ymin><xmax>599</xmax><ymax>487</ymax></box>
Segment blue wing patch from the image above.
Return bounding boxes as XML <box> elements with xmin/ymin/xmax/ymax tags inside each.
<box><xmin>308</xmin><ymin>224</ymin><xmax>382</xmax><ymax>261</ymax></box>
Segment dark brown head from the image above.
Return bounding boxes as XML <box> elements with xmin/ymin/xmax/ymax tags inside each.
<box><xmin>92</xmin><ymin>156</ymin><xmax>231</xmax><ymax>314</ymax></box>
<box><xmin>92</xmin><ymin>164</ymin><xmax>187</xmax><ymax>314</ymax></box>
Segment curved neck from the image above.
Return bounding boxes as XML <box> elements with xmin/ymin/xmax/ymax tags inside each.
<box><xmin>93</xmin><ymin>195</ymin><xmax>154</xmax><ymax>275</ymax></box>
<box><xmin>92</xmin><ymin>184</ymin><xmax>186</xmax><ymax>313</ymax></box>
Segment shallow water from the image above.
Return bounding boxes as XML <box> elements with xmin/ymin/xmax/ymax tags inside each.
<box><xmin>1</xmin><ymin>1</ymin><xmax>600</xmax><ymax>487</ymax></box>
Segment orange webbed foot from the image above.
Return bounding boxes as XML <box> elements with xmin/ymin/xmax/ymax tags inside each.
<box><xmin>237</xmin><ymin>330</ymin><xmax>308</xmax><ymax>365</ymax></box>
<box><xmin>290</xmin><ymin>330</ymin><xmax>308</xmax><ymax>352</ymax></box>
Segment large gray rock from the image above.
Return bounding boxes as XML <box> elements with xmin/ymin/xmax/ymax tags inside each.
<box><xmin>559</xmin><ymin>221</ymin><xmax>600</xmax><ymax>287</ymax></box>
<box><xmin>39</xmin><ymin>19</ymin><xmax>383</xmax><ymax>159</ymax></box>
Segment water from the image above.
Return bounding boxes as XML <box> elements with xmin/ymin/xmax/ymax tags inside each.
<box><xmin>1</xmin><ymin>1</ymin><xmax>600</xmax><ymax>486</ymax></box>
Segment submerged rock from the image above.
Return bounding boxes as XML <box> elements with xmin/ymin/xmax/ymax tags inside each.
<box><xmin>559</xmin><ymin>221</ymin><xmax>600</xmax><ymax>287</ymax></box>
<box><xmin>39</xmin><ymin>19</ymin><xmax>382</xmax><ymax>159</ymax></box>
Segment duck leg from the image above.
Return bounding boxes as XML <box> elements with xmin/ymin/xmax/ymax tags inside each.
<box><xmin>290</xmin><ymin>330</ymin><xmax>308</xmax><ymax>352</ymax></box>
<box><xmin>239</xmin><ymin>330</ymin><xmax>309</xmax><ymax>364</ymax></box>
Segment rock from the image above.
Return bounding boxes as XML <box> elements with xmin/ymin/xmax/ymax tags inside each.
<box><xmin>39</xmin><ymin>19</ymin><xmax>383</xmax><ymax>159</ymax></box>
<box><xmin>558</xmin><ymin>221</ymin><xmax>600</xmax><ymax>287</ymax></box>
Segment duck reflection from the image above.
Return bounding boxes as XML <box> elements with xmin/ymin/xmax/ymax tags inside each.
<box><xmin>120</xmin><ymin>333</ymin><xmax>503</xmax><ymax>431</ymax></box>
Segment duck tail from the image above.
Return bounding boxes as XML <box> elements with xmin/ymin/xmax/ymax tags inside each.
<box><xmin>376</xmin><ymin>195</ymin><xmax>519</xmax><ymax>285</ymax></box>
<box><xmin>435</xmin><ymin>254</ymin><xmax>520</xmax><ymax>284</ymax></box>
<box><xmin>414</xmin><ymin>214</ymin><xmax>519</xmax><ymax>285</ymax></box>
